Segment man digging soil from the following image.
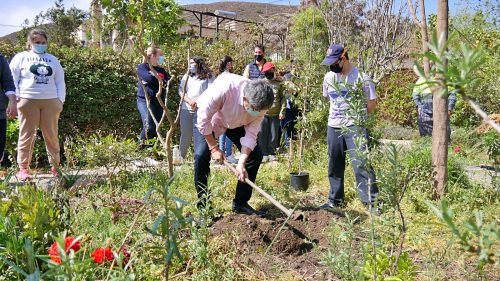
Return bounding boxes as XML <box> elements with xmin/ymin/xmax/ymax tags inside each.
<box><xmin>193</xmin><ymin>73</ymin><xmax>274</xmax><ymax>217</ymax></box>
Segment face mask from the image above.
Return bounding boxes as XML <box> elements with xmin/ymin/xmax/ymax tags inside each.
<box><xmin>33</xmin><ymin>44</ymin><xmax>47</xmax><ymax>54</ymax></box>
<box><xmin>189</xmin><ymin>65</ymin><xmax>197</xmax><ymax>73</ymax></box>
<box><xmin>157</xmin><ymin>56</ymin><xmax>164</xmax><ymax>64</ymax></box>
<box><xmin>246</xmin><ymin>107</ymin><xmax>260</xmax><ymax>116</ymax></box>
<box><xmin>330</xmin><ymin>64</ymin><xmax>343</xmax><ymax>73</ymax></box>
<box><xmin>254</xmin><ymin>55</ymin><xmax>264</xmax><ymax>62</ymax></box>
<box><xmin>265</xmin><ymin>72</ymin><xmax>274</xmax><ymax>80</ymax></box>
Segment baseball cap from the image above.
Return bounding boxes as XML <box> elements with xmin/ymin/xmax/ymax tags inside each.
<box><xmin>321</xmin><ymin>44</ymin><xmax>345</xmax><ymax>65</ymax></box>
<box><xmin>262</xmin><ymin>62</ymin><xmax>275</xmax><ymax>73</ymax></box>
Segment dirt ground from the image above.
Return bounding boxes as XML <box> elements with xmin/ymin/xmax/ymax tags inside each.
<box><xmin>209</xmin><ymin>208</ymin><xmax>350</xmax><ymax>280</ymax></box>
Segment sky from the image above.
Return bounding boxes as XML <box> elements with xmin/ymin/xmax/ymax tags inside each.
<box><xmin>0</xmin><ymin>0</ymin><xmax>479</xmax><ymax>38</ymax></box>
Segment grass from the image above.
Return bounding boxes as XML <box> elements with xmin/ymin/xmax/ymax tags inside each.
<box><xmin>1</xmin><ymin>134</ymin><xmax>499</xmax><ymax>280</ymax></box>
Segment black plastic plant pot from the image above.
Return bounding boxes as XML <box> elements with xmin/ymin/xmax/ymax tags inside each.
<box><xmin>290</xmin><ymin>172</ymin><xmax>309</xmax><ymax>191</ymax></box>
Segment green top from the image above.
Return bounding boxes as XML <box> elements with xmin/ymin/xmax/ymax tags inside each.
<box><xmin>265</xmin><ymin>79</ymin><xmax>286</xmax><ymax>117</ymax></box>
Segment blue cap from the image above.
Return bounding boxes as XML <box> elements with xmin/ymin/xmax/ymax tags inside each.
<box><xmin>321</xmin><ymin>44</ymin><xmax>345</xmax><ymax>65</ymax></box>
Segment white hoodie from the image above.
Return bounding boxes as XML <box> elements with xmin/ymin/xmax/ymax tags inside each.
<box><xmin>9</xmin><ymin>51</ymin><xmax>66</xmax><ymax>103</ymax></box>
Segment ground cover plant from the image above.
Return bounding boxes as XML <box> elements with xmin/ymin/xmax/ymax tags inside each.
<box><xmin>0</xmin><ymin>134</ymin><xmax>498</xmax><ymax>280</ymax></box>
<box><xmin>1</xmin><ymin>0</ymin><xmax>499</xmax><ymax>280</ymax></box>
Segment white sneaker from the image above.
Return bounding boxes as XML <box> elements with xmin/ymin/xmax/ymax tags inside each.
<box><xmin>262</xmin><ymin>156</ymin><xmax>268</xmax><ymax>163</ymax></box>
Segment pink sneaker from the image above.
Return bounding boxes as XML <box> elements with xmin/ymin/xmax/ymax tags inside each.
<box><xmin>17</xmin><ymin>168</ymin><xmax>31</xmax><ymax>181</ymax></box>
<box><xmin>51</xmin><ymin>167</ymin><xmax>61</xmax><ymax>177</ymax></box>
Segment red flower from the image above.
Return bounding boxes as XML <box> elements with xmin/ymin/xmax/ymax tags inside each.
<box><xmin>120</xmin><ymin>248</ymin><xmax>131</xmax><ymax>265</ymax></box>
<box><xmin>48</xmin><ymin>237</ymin><xmax>81</xmax><ymax>264</ymax></box>
<box><xmin>91</xmin><ymin>247</ymin><xmax>114</xmax><ymax>263</ymax></box>
<box><xmin>454</xmin><ymin>147</ymin><xmax>461</xmax><ymax>153</ymax></box>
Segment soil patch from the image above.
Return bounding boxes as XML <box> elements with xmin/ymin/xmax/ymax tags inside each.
<box><xmin>209</xmin><ymin>208</ymin><xmax>348</xmax><ymax>279</ymax></box>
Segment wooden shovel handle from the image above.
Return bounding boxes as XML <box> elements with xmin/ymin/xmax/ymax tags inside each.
<box><xmin>223</xmin><ymin>161</ymin><xmax>293</xmax><ymax>217</ymax></box>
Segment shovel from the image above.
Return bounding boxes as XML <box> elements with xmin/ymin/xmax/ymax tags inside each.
<box><xmin>223</xmin><ymin>160</ymin><xmax>303</xmax><ymax>220</ymax></box>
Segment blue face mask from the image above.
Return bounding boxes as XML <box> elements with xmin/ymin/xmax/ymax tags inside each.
<box><xmin>33</xmin><ymin>44</ymin><xmax>47</xmax><ymax>54</ymax></box>
<box><xmin>246</xmin><ymin>107</ymin><xmax>260</xmax><ymax>116</ymax></box>
<box><xmin>189</xmin><ymin>65</ymin><xmax>197</xmax><ymax>73</ymax></box>
<box><xmin>157</xmin><ymin>56</ymin><xmax>164</xmax><ymax>64</ymax></box>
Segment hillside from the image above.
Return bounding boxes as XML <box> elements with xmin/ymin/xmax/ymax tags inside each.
<box><xmin>0</xmin><ymin>2</ymin><xmax>299</xmax><ymax>45</ymax></box>
<box><xmin>184</xmin><ymin>2</ymin><xmax>298</xmax><ymax>21</ymax></box>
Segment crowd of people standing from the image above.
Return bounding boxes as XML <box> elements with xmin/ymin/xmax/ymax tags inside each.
<box><xmin>1</xmin><ymin>29</ymin><xmax>391</xmax><ymax>216</ymax></box>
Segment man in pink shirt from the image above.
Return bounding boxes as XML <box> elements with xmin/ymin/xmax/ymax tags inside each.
<box><xmin>195</xmin><ymin>73</ymin><xmax>274</xmax><ymax>216</ymax></box>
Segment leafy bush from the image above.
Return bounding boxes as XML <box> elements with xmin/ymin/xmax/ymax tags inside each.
<box><xmin>405</xmin><ymin>142</ymin><xmax>469</xmax><ymax>189</ymax></box>
<box><xmin>376</xmin><ymin>69</ymin><xmax>418</xmax><ymax>127</ymax></box>
<box><xmin>483</xmin><ymin>131</ymin><xmax>500</xmax><ymax>165</ymax></box>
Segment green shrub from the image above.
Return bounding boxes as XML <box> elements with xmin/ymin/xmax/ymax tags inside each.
<box><xmin>376</xmin><ymin>69</ymin><xmax>418</xmax><ymax>127</ymax></box>
<box><xmin>405</xmin><ymin>142</ymin><xmax>469</xmax><ymax>189</ymax></box>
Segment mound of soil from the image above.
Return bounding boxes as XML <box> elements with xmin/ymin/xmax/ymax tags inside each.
<box><xmin>209</xmin><ymin>209</ymin><xmax>347</xmax><ymax>279</ymax></box>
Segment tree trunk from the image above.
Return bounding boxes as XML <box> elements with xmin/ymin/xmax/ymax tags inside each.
<box><xmin>431</xmin><ymin>0</ymin><xmax>449</xmax><ymax>198</ymax></box>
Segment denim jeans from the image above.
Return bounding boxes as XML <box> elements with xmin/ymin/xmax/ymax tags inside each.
<box><xmin>280</xmin><ymin>108</ymin><xmax>299</xmax><ymax>148</ymax></box>
<box><xmin>327</xmin><ymin>126</ymin><xmax>378</xmax><ymax>205</ymax></box>
<box><xmin>137</xmin><ymin>97</ymin><xmax>163</xmax><ymax>141</ymax></box>
<box><xmin>219</xmin><ymin>134</ymin><xmax>233</xmax><ymax>157</ymax></box>
<box><xmin>193</xmin><ymin>111</ymin><xmax>263</xmax><ymax>207</ymax></box>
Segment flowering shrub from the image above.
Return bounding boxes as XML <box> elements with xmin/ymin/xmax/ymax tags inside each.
<box><xmin>91</xmin><ymin>247</ymin><xmax>114</xmax><ymax>263</ymax></box>
<box><xmin>47</xmin><ymin>236</ymin><xmax>81</xmax><ymax>264</ymax></box>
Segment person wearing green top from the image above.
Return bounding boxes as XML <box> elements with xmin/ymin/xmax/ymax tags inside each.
<box><xmin>258</xmin><ymin>62</ymin><xmax>286</xmax><ymax>162</ymax></box>
<box><xmin>412</xmin><ymin>76</ymin><xmax>456</xmax><ymax>139</ymax></box>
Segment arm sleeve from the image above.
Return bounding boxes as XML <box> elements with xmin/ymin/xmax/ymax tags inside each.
<box><xmin>0</xmin><ymin>56</ymin><xmax>16</xmax><ymax>96</ymax></box>
<box><xmin>242</xmin><ymin>115</ymin><xmax>265</xmax><ymax>150</ymax></box>
<box><xmin>362</xmin><ymin>75</ymin><xmax>377</xmax><ymax>101</ymax></box>
<box><xmin>137</xmin><ymin>63</ymin><xmax>158</xmax><ymax>85</ymax></box>
<box><xmin>279</xmin><ymin>84</ymin><xmax>286</xmax><ymax>116</ymax></box>
<box><xmin>54</xmin><ymin>59</ymin><xmax>66</xmax><ymax>103</ymax></box>
<box><xmin>178</xmin><ymin>74</ymin><xmax>187</xmax><ymax>98</ymax></box>
<box><xmin>412</xmin><ymin>78</ymin><xmax>425</xmax><ymax>107</ymax></box>
<box><xmin>196</xmin><ymin>83</ymin><xmax>227</xmax><ymax>136</ymax></box>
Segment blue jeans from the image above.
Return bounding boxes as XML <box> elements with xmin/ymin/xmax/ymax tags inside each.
<box><xmin>137</xmin><ymin>97</ymin><xmax>163</xmax><ymax>141</ymax></box>
<box><xmin>327</xmin><ymin>126</ymin><xmax>378</xmax><ymax>205</ymax></box>
<box><xmin>219</xmin><ymin>134</ymin><xmax>232</xmax><ymax>157</ymax></box>
<box><xmin>280</xmin><ymin>108</ymin><xmax>299</xmax><ymax>148</ymax></box>
<box><xmin>193</xmin><ymin>112</ymin><xmax>263</xmax><ymax>207</ymax></box>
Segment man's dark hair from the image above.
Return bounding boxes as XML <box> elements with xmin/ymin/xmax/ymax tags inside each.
<box><xmin>254</xmin><ymin>43</ymin><xmax>265</xmax><ymax>53</ymax></box>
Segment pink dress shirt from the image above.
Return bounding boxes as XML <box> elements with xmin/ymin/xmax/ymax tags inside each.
<box><xmin>195</xmin><ymin>73</ymin><xmax>266</xmax><ymax>150</ymax></box>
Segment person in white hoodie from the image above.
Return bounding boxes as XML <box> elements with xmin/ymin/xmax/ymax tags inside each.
<box><xmin>9</xmin><ymin>28</ymin><xmax>66</xmax><ymax>180</ymax></box>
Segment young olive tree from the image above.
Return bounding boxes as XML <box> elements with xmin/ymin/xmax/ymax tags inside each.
<box><xmin>100</xmin><ymin>0</ymin><xmax>185</xmax><ymax>177</ymax></box>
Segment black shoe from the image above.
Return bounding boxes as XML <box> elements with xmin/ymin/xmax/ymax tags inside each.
<box><xmin>319</xmin><ymin>201</ymin><xmax>339</xmax><ymax>210</ymax></box>
<box><xmin>232</xmin><ymin>203</ymin><xmax>265</xmax><ymax>217</ymax></box>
